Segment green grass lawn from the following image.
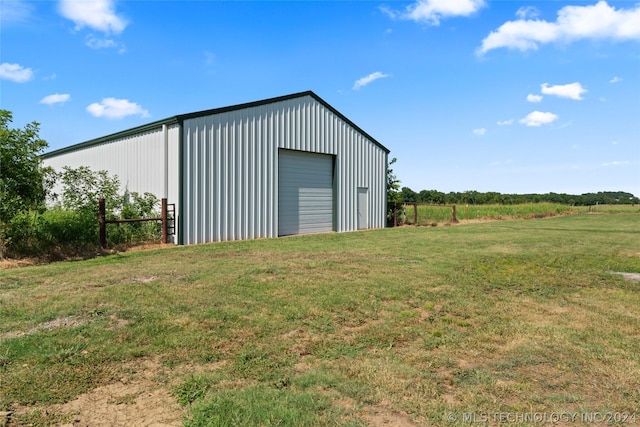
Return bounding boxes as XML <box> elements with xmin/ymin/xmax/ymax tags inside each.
<box><xmin>1</xmin><ymin>213</ymin><xmax>639</xmax><ymax>426</ymax></box>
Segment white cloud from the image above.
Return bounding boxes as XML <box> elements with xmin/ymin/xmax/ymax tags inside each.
<box><xmin>527</xmin><ymin>94</ymin><xmax>543</xmax><ymax>103</ymax></box>
<box><xmin>383</xmin><ymin>0</ymin><xmax>485</xmax><ymax>25</ymax></box>
<box><xmin>59</xmin><ymin>0</ymin><xmax>127</xmax><ymax>34</ymax></box>
<box><xmin>519</xmin><ymin>111</ymin><xmax>559</xmax><ymax>127</ymax></box>
<box><xmin>86</xmin><ymin>98</ymin><xmax>149</xmax><ymax>119</ymax></box>
<box><xmin>478</xmin><ymin>1</ymin><xmax>640</xmax><ymax>55</ymax></box>
<box><xmin>603</xmin><ymin>161</ymin><xmax>629</xmax><ymax>167</ymax></box>
<box><xmin>40</xmin><ymin>93</ymin><xmax>71</xmax><ymax>105</ymax></box>
<box><xmin>610</xmin><ymin>76</ymin><xmax>623</xmax><ymax>83</ymax></box>
<box><xmin>541</xmin><ymin>82</ymin><xmax>587</xmax><ymax>100</ymax></box>
<box><xmin>353</xmin><ymin>71</ymin><xmax>390</xmax><ymax>90</ymax></box>
<box><xmin>1</xmin><ymin>0</ymin><xmax>33</xmax><ymax>24</ymax></box>
<box><xmin>86</xmin><ymin>35</ymin><xmax>116</xmax><ymax>49</ymax></box>
<box><xmin>516</xmin><ymin>6</ymin><xmax>540</xmax><ymax>20</ymax></box>
<box><xmin>0</xmin><ymin>62</ymin><xmax>33</xmax><ymax>82</ymax></box>
<box><xmin>473</xmin><ymin>128</ymin><xmax>487</xmax><ymax>136</ymax></box>
<box><xmin>497</xmin><ymin>119</ymin><xmax>514</xmax><ymax>126</ymax></box>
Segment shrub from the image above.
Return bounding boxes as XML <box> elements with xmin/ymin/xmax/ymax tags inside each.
<box><xmin>44</xmin><ymin>208</ymin><xmax>97</xmax><ymax>248</ymax></box>
<box><xmin>4</xmin><ymin>166</ymin><xmax>163</xmax><ymax>258</ymax></box>
<box><xmin>106</xmin><ymin>190</ymin><xmax>161</xmax><ymax>247</ymax></box>
<box><xmin>5</xmin><ymin>208</ymin><xmax>98</xmax><ymax>257</ymax></box>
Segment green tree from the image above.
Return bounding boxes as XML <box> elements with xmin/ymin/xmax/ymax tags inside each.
<box><xmin>58</xmin><ymin>166</ymin><xmax>120</xmax><ymax>214</ymax></box>
<box><xmin>418</xmin><ymin>189</ymin><xmax>445</xmax><ymax>204</ymax></box>
<box><xmin>387</xmin><ymin>157</ymin><xmax>402</xmax><ymax>204</ymax></box>
<box><xmin>400</xmin><ymin>186</ymin><xmax>417</xmax><ymax>202</ymax></box>
<box><xmin>0</xmin><ymin>110</ymin><xmax>51</xmax><ymax>220</ymax></box>
<box><xmin>386</xmin><ymin>157</ymin><xmax>402</xmax><ymax>225</ymax></box>
<box><xmin>0</xmin><ymin>110</ymin><xmax>53</xmax><ymax>257</ymax></box>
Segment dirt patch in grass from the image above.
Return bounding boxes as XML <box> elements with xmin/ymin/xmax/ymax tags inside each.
<box><xmin>361</xmin><ymin>402</ymin><xmax>420</xmax><ymax>426</ymax></box>
<box><xmin>1</xmin><ymin>312</ymin><xmax>131</xmax><ymax>341</ymax></box>
<box><xmin>1</xmin><ymin>316</ymin><xmax>87</xmax><ymax>341</ymax></box>
<box><xmin>330</xmin><ymin>395</ymin><xmax>420</xmax><ymax>426</ymax></box>
<box><xmin>610</xmin><ymin>271</ymin><xmax>640</xmax><ymax>282</ymax></box>
<box><xmin>9</xmin><ymin>357</ymin><xmax>184</xmax><ymax>427</ymax></box>
<box><xmin>0</xmin><ymin>243</ymin><xmax>173</xmax><ymax>270</ymax></box>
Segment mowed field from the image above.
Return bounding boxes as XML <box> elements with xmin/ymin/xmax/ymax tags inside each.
<box><xmin>1</xmin><ymin>212</ymin><xmax>639</xmax><ymax>426</ymax></box>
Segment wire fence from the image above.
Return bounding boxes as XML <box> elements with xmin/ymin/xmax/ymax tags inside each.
<box><xmin>390</xmin><ymin>203</ymin><xmax>457</xmax><ymax>227</ymax></box>
<box><xmin>390</xmin><ymin>202</ymin><xmax>583</xmax><ymax>227</ymax></box>
<box><xmin>98</xmin><ymin>198</ymin><xmax>175</xmax><ymax>248</ymax></box>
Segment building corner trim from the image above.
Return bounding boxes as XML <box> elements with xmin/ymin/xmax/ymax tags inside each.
<box><xmin>177</xmin><ymin>119</ymin><xmax>185</xmax><ymax>245</ymax></box>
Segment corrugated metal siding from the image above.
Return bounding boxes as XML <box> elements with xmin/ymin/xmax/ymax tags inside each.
<box><xmin>182</xmin><ymin>95</ymin><xmax>387</xmax><ymax>245</ymax></box>
<box><xmin>166</xmin><ymin>125</ymin><xmax>180</xmax><ymax>205</ymax></box>
<box><xmin>182</xmin><ymin>111</ymin><xmax>278</xmax><ymax>244</ymax></box>
<box><xmin>43</xmin><ymin>124</ymin><xmax>181</xmax><ymax>217</ymax></box>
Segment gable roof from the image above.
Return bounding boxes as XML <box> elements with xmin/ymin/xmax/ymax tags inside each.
<box><xmin>43</xmin><ymin>91</ymin><xmax>389</xmax><ymax>158</ymax></box>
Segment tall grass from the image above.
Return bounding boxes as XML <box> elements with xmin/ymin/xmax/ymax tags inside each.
<box><xmin>398</xmin><ymin>203</ymin><xmax>579</xmax><ymax>225</ymax></box>
<box><xmin>585</xmin><ymin>204</ymin><xmax>640</xmax><ymax>214</ymax></box>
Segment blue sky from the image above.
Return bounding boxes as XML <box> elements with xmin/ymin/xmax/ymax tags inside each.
<box><xmin>2</xmin><ymin>0</ymin><xmax>639</xmax><ymax>196</ymax></box>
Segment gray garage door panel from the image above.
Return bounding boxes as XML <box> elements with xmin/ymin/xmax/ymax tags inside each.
<box><xmin>279</xmin><ymin>150</ymin><xmax>334</xmax><ymax>236</ymax></box>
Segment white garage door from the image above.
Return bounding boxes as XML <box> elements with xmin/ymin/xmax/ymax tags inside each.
<box><xmin>278</xmin><ymin>150</ymin><xmax>334</xmax><ymax>236</ymax></box>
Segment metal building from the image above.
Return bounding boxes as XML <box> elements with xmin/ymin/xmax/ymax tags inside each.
<box><xmin>43</xmin><ymin>91</ymin><xmax>390</xmax><ymax>245</ymax></box>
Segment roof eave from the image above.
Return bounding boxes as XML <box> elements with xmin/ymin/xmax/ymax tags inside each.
<box><xmin>42</xmin><ymin>116</ymin><xmax>180</xmax><ymax>159</ymax></box>
<box><xmin>43</xmin><ymin>90</ymin><xmax>390</xmax><ymax>158</ymax></box>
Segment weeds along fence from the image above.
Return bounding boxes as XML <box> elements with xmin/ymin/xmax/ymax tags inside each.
<box><xmin>391</xmin><ymin>202</ymin><xmax>581</xmax><ymax>226</ymax></box>
<box><xmin>586</xmin><ymin>204</ymin><xmax>640</xmax><ymax>214</ymax></box>
<box><xmin>98</xmin><ymin>198</ymin><xmax>175</xmax><ymax>248</ymax></box>
<box><xmin>390</xmin><ymin>203</ymin><xmax>458</xmax><ymax>227</ymax></box>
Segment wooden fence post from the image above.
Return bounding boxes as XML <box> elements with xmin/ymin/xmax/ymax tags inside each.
<box><xmin>451</xmin><ymin>204</ymin><xmax>458</xmax><ymax>223</ymax></box>
<box><xmin>393</xmin><ymin>203</ymin><xmax>398</xmax><ymax>227</ymax></box>
<box><xmin>98</xmin><ymin>198</ymin><xmax>106</xmax><ymax>249</ymax></box>
<box><xmin>161</xmin><ymin>198</ymin><xmax>168</xmax><ymax>244</ymax></box>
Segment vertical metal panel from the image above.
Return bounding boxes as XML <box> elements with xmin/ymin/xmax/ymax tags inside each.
<box><xmin>181</xmin><ymin>94</ymin><xmax>387</xmax><ymax>244</ymax></box>
<box><xmin>182</xmin><ymin>107</ymin><xmax>277</xmax><ymax>244</ymax></box>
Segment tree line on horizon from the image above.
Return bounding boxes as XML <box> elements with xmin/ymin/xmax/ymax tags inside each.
<box><xmin>386</xmin><ymin>158</ymin><xmax>638</xmax><ymax>208</ymax></box>
<box><xmin>396</xmin><ymin>188</ymin><xmax>639</xmax><ymax>206</ymax></box>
